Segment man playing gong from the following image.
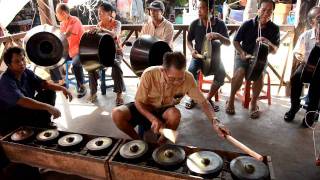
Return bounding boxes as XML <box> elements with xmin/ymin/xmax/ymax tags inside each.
<box><xmin>185</xmin><ymin>0</ymin><xmax>230</xmax><ymax>111</ymax></box>
<box><xmin>284</xmin><ymin>7</ymin><xmax>320</xmax><ymax>127</ymax></box>
<box><xmin>112</xmin><ymin>52</ymin><xmax>229</xmax><ymax>143</ymax></box>
<box><xmin>225</xmin><ymin>0</ymin><xmax>280</xmax><ymax>119</ymax></box>
<box><xmin>141</xmin><ymin>0</ymin><xmax>174</xmax><ymax>47</ymax></box>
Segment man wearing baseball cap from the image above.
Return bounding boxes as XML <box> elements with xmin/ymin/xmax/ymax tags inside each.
<box><xmin>141</xmin><ymin>0</ymin><xmax>174</xmax><ymax>47</ymax></box>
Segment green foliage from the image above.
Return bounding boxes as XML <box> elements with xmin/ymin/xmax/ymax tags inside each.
<box><xmin>175</xmin><ymin>0</ymin><xmax>188</xmax><ymax>7</ymax></box>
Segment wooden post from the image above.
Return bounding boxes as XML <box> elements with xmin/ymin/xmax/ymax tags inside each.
<box><xmin>36</xmin><ymin>0</ymin><xmax>57</xmax><ymax>25</ymax></box>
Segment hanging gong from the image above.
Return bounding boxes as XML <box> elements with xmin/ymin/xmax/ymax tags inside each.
<box><xmin>152</xmin><ymin>144</ymin><xmax>185</xmax><ymax>166</ymax></box>
<box><xmin>86</xmin><ymin>137</ymin><xmax>112</xmax><ymax>152</ymax></box>
<box><xmin>300</xmin><ymin>45</ymin><xmax>320</xmax><ymax>83</ymax></box>
<box><xmin>36</xmin><ymin>129</ymin><xmax>59</xmax><ymax>142</ymax></box>
<box><xmin>24</xmin><ymin>24</ymin><xmax>68</xmax><ymax>69</ymax></box>
<box><xmin>11</xmin><ymin>128</ymin><xmax>34</xmax><ymax>142</ymax></box>
<box><xmin>187</xmin><ymin>151</ymin><xmax>223</xmax><ymax>176</ymax></box>
<box><xmin>230</xmin><ymin>156</ymin><xmax>269</xmax><ymax>180</ymax></box>
<box><xmin>130</xmin><ymin>35</ymin><xmax>172</xmax><ymax>77</ymax></box>
<box><xmin>200</xmin><ymin>38</ymin><xmax>213</xmax><ymax>76</ymax></box>
<box><xmin>79</xmin><ymin>32</ymin><xmax>116</xmax><ymax>72</ymax></box>
<box><xmin>246</xmin><ymin>42</ymin><xmax>269</xmax><ymax>81</ymax></box>
<box><xmin>58</xmin><ymin>134</ymin><xmax>83</xmax><ymax>148</ymax></box>
<box><xmin>119</xmin><ymin>140</ymin><xmax>148</xmax><ymax>159</ymax></box>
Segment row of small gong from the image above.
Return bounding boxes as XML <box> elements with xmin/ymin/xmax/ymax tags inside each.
<box><xmin>10</xmin><ymin>128</ymin><xmax>113</xmax><ymax>154</ymax></box>
<box><xmin>119</xmin><ymin>140</ymin><xmax>270</xmax><ymax>180</ymax></box>
<box><xmin>10</xmin><ymin>129</ymin><xmax>270</xmax><ymax>180</ymax></box>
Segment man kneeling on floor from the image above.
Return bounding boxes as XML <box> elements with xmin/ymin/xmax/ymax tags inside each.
<box><xmin>0</xmin><ymin>47</ymin><xmax>73</xmax><ymax>136</ymax></box>
<box><xmin>112</xmin><ymin>52</ymin><xmax>229</xmax><ymax>143</ymax></box>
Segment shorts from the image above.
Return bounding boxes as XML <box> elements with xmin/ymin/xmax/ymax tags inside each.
<box><xmin>126</xmin><ymin>102</ymin><xmax>170</xmax><ymax>131</ymax></box>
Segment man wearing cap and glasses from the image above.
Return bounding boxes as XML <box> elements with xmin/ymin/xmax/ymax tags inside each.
<box><xmin>141</xmin><ymin>0</ymin><xmax>174</xmax><ymax>47</ymax></box>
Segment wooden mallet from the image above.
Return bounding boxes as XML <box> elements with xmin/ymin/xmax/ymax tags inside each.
<box><xmin>225</xmin><ymin>135</ymin><xmax>264</xmax><ymax>161</ymax></box>
<box><xmin>159</xmin><ymin>128</ymin><xmax>178</xmax><ymax>143</ymax></box>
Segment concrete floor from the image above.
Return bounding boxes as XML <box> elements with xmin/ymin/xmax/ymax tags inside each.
<box><xmin>37</xmin><ymin>75</ymin><xmax>319</xmax><ymax>180</ymax></box>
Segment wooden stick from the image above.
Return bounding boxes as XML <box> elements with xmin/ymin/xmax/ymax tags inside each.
<box><xmin>226</xmin><ymin>135</ymin><xmax>264</xmax><ymax>161</ymax></box>
<box><xmin>159</xmin><ymin>128</ymin><xmax>178</xmax><ymax>144</ymax></box>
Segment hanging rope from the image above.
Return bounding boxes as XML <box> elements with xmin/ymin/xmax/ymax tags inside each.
<box><xmin>304</xmin><ymin>111</ymin><xmax>320</xmax><ymax>165</ymax></box>
<box><xmin>206</xmin><ymin>0</ymin><xmax>213</xmax><ymax>34</ymax></box>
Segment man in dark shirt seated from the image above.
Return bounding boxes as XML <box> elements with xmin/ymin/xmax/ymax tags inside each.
<box><xmin>225</xmin><ymin>0</ymin><xmax>280</xmax><ymax>119</ymax></box>
<box><xmin>185</xmin><ymin>0</ymin><xmax>231</xmax><ymax>111</ymax></box>
<box><xmin>0</xmin><ymin>47</ymin><xmax>73</xmax><ymax>136</ymax></box>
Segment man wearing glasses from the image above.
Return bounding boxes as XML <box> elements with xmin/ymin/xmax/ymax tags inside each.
<box><xmin>112</xmin><ymin>52</ymin><xmax>229</xmax><ymax>143</ymax></box>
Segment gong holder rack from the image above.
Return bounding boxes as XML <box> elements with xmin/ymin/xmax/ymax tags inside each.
<box><xmin>0</xmin><ymin>126</ymin><xmax>122</xmax><ymax>180</ymax></box>
<box><xmin>1</xmin><ymin>127</ymin><xmax>275</xmax><ymax>180</ymax></box>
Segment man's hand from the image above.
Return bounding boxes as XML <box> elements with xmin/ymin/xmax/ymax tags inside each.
<box><xmin>239</xmin><ymin>50</ymin><xmax>248</xmax><ymax>61</ymax></box>
<box><xmin>206</xmin><ymin>32</ymin><xmax>221</xmax><ymax>41</ymax></box>
<box><xmin>256</xmin><ymin>37</ymin><xmax>271</xmax><ymax>46</ymax></box>
<box><xmin>62</xmin><ymin>88</ymin><xmax>73</xmax><ymax>102</ymax></box>
<box><xmin>88</xmin><ymin>27</ymin><xmax>101</xmax><ymax>34</ymax></box>
<box><xmin>47</xmin><ymin>106</ymin><xmax>61</xmax><ymax>119</ymax></box>
<box><xmin>294</xmin><ymin>52</ymin><xmax>304</xmax><ymax>63</ymax></box>
<box><xmin>191</xmin><ymin>49</ymin><xmax>201</xmax><ymax>59</ymax></box>
<box><xmin>212</xmin><ymin>120</ymin><xmax>230</xmax><ymax>139</ymax></box>
<box><xmin>151</xmin><ymin>118</ymin><xmax>164</xmax><ymax>134</ymax></box>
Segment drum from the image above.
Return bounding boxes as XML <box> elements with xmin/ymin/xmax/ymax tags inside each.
<box><xmin>79</xmin><ymin>32</ymin><xmax>116</xmax><ymax>72</ymax></box>
<box><xmin>24</xmin><ymin>24</ymin><xmax>68</xmax><ymax>69</ymax></box>
<box><xmin>246</xmin><ymin>42</ymin><xmax>269</xmax><ymax>81</ymax></box>
<box><xmin>130</xmin><ymin>35</ymin><xmax>172</xmax><ymax>76</ymax></box>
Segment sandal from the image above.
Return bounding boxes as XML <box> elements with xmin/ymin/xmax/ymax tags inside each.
<box><xmin>87</xmin><ymin>94</ymin><xmax>97</xmax><ymax>103</ymax></box>
<box><xmin>185</xmin><ymin>99</ymin><xmax>196</xmax><ymax>109</ymax></box>
<box><xmin>225</xmin><ymin>100</ymin><xmax>235</xmax><ymax>115</ymax></box>
<box><xmin>250</xmin><ymin>106</ymin><xmax>260</xmax><ymax>119</ymax></box>
<box><xmin>209</xmin><ymin>100</ymin><xmax>220</xmax><ymax>112</ymax></box>
<box><xmin>116</xmin><ymin>96</ymin><xmax>124</xmax><ymax>106</ymax></box>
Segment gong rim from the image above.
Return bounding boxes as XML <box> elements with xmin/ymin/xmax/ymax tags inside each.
<box><xmin>11</xmin><ymin>128</ymin><xmax>34</xmax><ymax>142</ymax></box>
<box><xmin>86</xmin><ymin>137</ymin><xmax>113</xmax><ymax>151</ymax></box>
<box><xmin>152</xmin><ymin>144</ymin><xmax>186</xmax><ymax>166</ymax></box>
<box><xmin>36</xmin><ymin>129</ymin><xmax>60</xmax><ymax>142</ymax></box>
<box><xmin>119</xmin><ymin>140</ymin><xmax>148</xmax><ymax>159</ymax></box>
<box><xmin>230</xmin><ymin>156</ymin><xmax>269</xmax><ymax>180</ymax></box>
<box><xmin>58</xmin><ymin>134</ymin><xmax>83</xmax><ymax>147</ymax></box>
<box><xmin>187</xmin><ymin>151</ymin><xmax>223</xmax><ymax>175</ymax></box>
<box><xmin>23</xmin><ymin>24</ymin><xmax>68</xmax><ymax>69</ymax></box>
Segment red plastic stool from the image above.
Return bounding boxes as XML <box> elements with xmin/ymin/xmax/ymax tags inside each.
<box><xmin>236</xmin><ymin>71</ymin><xmax>271</xmax><ymax>109</ymax></box>
<box><xmin>198</xmin><ymin>71</ymin><xmax>219</xmax><ymax>102</ymax></box>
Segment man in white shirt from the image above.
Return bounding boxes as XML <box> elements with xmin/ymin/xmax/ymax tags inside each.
<box><xmin>284</xmin><ymin>6</ymin><xmax>320</xmax><ymax>127</ymax></box>
<box><xmin>140</xmin><ymin>0</ymin><xmax>174</xmax><ymax>47</ymax></box>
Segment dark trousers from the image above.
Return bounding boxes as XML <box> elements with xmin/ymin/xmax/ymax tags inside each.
<box><xmin>290</xmin><ymin>64</ymin><xmax>320</xmax><ymax>112</ymax></box>
<box><xmin>188</xmin><ymin>58</ymin><xmax>226</xmax><ymax>87</ymax></box>
<box><xmin>0</xmin><ymin>90</ymin><xmax>56</xmax><ymax>136</ymax></box>
<box><xmin>49</xmin><ymin>55</ymin><xmax>85</xmax><ymax>87</ymax></box>
<box><xmin>88</xmin><ymin>55</ymin><xmax>126</xmax><ymax>95</ymax></box>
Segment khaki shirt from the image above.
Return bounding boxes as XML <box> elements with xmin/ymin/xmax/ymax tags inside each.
<box><xmin>141</xmin><ymin>18</ymin><xmax>174</xmax><ymax>47</ymax></box>
<box><xmin>135</xmin><ymin>66</ymin><xmax>206</xmax><ymax>109</ymax></box>
<box><xmin>293</xmin><ymin>28</ymin><xmax>317</xmax><ymax>63</ymax></box>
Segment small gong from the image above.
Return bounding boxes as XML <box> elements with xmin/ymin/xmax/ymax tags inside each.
<box><xmin>187</xmin><ymin>151</ymin><xmax>223</xmax><ymax>175</ymax></box>
<box><xmin>152</xmin><ymin>144</ymin><xmax>185</xmax><ymax>166</ymax></box>
<box><xmin>230</xmin><ymin>156</ymin><xmax>269</xmax><ymax>180</ymax></box>
<box><xmin>119</xmin><ymin>140</ymin><xmax>148</xmax><ymax>159</ymax></box>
